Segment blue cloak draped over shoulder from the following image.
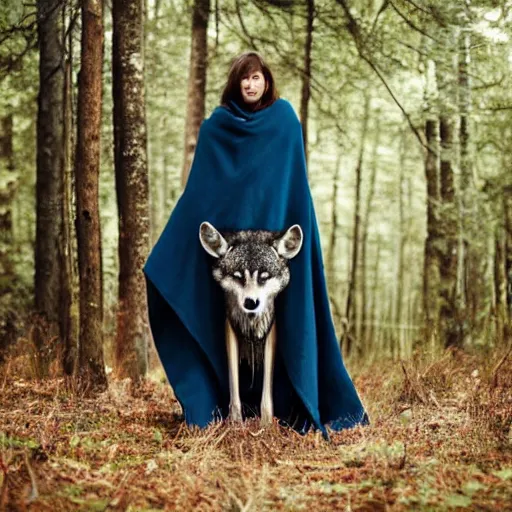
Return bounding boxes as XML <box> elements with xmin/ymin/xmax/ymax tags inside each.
<box><xmin>144</xmin><ymin>98</ymin><xmax>368</xmax><ymax>435</ymax></box>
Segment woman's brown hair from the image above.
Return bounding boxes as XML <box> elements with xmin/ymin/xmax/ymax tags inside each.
<box><xmin>221</xmin><ymin>52</ymin><xmax>279</xmax><ymax>111</ymax></box>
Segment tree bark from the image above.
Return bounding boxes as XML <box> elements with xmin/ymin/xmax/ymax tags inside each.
<box><xmin>61</xmin><ymin>6</ymin><xmax>79</xmax><ymax>375</ymax></box>
<box><xmin>494</xmin><ymin>219</ymin><xmax>507</xmax><ymax>346</ymax></box>
<box><xmin>438</xmin><ymin>115</ymin><xmax>460</xmax><ymax>348</ymax></box>
<box><xmin>341</xmin><ymin>95</ymin><xmax>370</xmax><ymax>357</ymax></box>
<box><xmin>181</xmin><ymin>0</ymin><xmax>210</xmax><ymax>187</ymax></box>
<box><xmin>300</xmin><ymin>0</ymin><xmax>314</xmax><ymax>163</ymax></box>
<box><xmin>458</xmin><ymin>4</ymin><xmax>481</xmax><ymax>340</ymax></box>
<box><xmin>423</xmin><ymin>118</ymin><xmax>441</xmax><ymax>347</ymax></box>
<box><xmin>35</xmin><ymin>0</ymin><xmax>65</xmax><ymax>343</ymax></box>
<box><xmin>327</xmin><ymin>152</ymin><xmax>341</xmax><ymax>283</ymax></box>
<box><xmin>435</xmin><ymin>19</ymin><xmax>462</xmax><ymax>349</ymax></box>
<box><xmin>0</xmin><ymin>114</ymin><xmax>16</xmax><ymax>361</ymax></box>
<box><xmin>0</xmin><ymin>114</ymin><xmax>15</xmax><ymax>259</ymax></box>
<box><xmin>112</xmin><ymin>0</ymin><xmax>151</xmax><ymax>381</ymax></box>
<box><xmin>393</xmin><ymin>134</ymin><xmax>406</xmax><ymax>358</ymax></box>
<box><xmin>74</xmin><ymin>0</ymin><xmax>107</xmax><ymax>390</ymax></box>
<box><xmin>505</xmin><ymin>189</ymin><xmax>512</xmax><ymax>341</ymax></box>
<box><xmin>368</xmin><ymin>234</ymin><xmax>381</xmax><ymax>351</ymax></box>
<box><xmin>360</xmin><ymin>116</ymin><xmax>380</xmax><ymax>352</ymax></box>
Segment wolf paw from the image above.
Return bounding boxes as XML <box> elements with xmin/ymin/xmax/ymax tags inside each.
<box><xmin>260</xmin><ymin>408</ymin><xmax>273</xmax><ymax>426</ymax></box>
<box><xmin>229</xmin><ymin>404</ymin><xmax>243</xmax><ymax>422</ymax></box>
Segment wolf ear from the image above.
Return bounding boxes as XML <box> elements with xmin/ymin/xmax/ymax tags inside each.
<box><xmin>275</xmin><ymin>224</ymin><xmax>303</xmax><ymax>260</ymax></box>
<box><xmin>199</xmin><ymin>222</ymin><xmax>229</xmax><ymax>258</ymax></box>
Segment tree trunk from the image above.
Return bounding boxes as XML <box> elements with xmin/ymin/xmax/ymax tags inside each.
<box><xmin>35</xmin><ymin>0</ymin><xmax>65</xmax><ymax>349</ymax></box>
<box><xmin>360</xmin><ymin>115</ymin><xmax>380</xmax><ymax>353</ymax></box>
<box><xmin>74</xmin><ymin>0</ymin><xmax>107</xmax><ymax>390</ymax></box>
<box><xmin>438</xmin><ymin>115</ymin><xmax>460</xmax><ymax>348</ymax></box>
<box><xmin>435</xmin><ymin>21</ymin><xmax>462</xmax><ymax>349</ymax></box>
<box><xmin>341</xmin><ymin>95</ymin><xmax>370</xmax><ymax>357</ymax></box>
<box><xmin>504</xmin><ymin>189</ymin><xmax>512</xmax><ymax>341</ymax></box>
<box><xmin>0</xmin><ymin>114</ymin><xmax>15</xmax><ymax>266</ymax></box>
<box><xmin>458</xmin><ymin>5</ymin><xmax>480</xmax><ymax>341</ymax></box>
<box><xmin>61</xmin><ymin>5</ymin><xmax>79</xmax><ymax>375</ymax></box>
<box><xmin>368</xmin><ymin>234</ymin><xmax>381</xmax><ymax>352</ymax></box>
<box><xmin>112</xmin><ymin>0</ymin><xmax>151</xmax><ymax>381</ymax></box>
<box><xmin>393</xmin><ymin>134</ymin><xmax>406</xmax><ymax>358</ymax></box>
<box><xmin>181</xmin><ymin>0</ymin><xmax>210</xmax><ymax>187</ymax></box>
<box><xmin>300</xmin><ymin>0</ymin><xmax>314</xmax><ymax>163</ymax></box>
<box><xmin>494</xmin><ymin>219</ymin><xmax>507</xmax><ymax>347</ymax></box>
<box><xmin>327</xmin><ymin>152</ymin><xmax>341</xmax><ymax>282</ymax></box>
<box><xmin>423</xmin><ymin>118</ymin><xmax>441</xmax><ymax>348</ymax></box>
<box><xmin>0</xmin><ymin>114</ymin><xmax>17</xmax><ymax>361</ymax></box>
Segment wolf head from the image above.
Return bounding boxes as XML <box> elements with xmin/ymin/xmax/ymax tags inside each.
<box><xmin>199</xmin><ymin>222</ymin><xmax>303</xmax><ymax>326</ymax></box>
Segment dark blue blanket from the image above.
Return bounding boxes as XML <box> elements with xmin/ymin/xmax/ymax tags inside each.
<box><xmin>144</xmin><ymin>98</ymin><xmax>368</xmax><ymax>435</ymax></box>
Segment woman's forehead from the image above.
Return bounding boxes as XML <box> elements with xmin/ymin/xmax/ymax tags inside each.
<box><xmin>241</xmin><ymin>66</ymin><xmax>263</xmax><ymax>77</ymax></box>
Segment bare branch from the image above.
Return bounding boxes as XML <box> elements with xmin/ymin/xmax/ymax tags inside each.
<box><xmin>389</xmin><ymin>0</ymin><xmax>439</xmax><ymax>42</ymax></box>
<box><xmin>335</xmin><ymin>0</ymin><xmax>427</xmax><ymax>148</ymax></box>
<box><xmin>402</xmin><ymin>0</ymin><xmax>432</xmax><ymax>17</ymax></box>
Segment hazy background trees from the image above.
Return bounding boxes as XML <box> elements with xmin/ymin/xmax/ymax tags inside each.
<box><xmin>0</xmin><ymin>0</ymin><xmax>511</xmax><ymax>384</ymax></box>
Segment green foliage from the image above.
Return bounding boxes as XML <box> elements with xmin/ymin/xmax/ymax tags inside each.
<box><xmin>0</xmin><ymin>432</ymin><xmax>40</xmax><ymax>450</ymax></box>
<box><xmin>1</xmin><ymin>0</ymin><xmax>511</xmax><ymax>355</ymax></box>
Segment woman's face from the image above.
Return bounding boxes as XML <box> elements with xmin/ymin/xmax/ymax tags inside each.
<box><xmin>240</xmin><ymin>70</ymin><xmax>266</xmax><ymax>105</ymax></box>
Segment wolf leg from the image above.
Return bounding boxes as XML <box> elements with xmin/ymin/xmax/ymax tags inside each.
<box><xmin>261</xmin><ymin>322</ymin><xmax>276</xmax><ymax>425</ymax></box>
<box><xmin>226</xmin><ymin>319</ymin><xmax>242</xmax><ymax>422</ymax></box>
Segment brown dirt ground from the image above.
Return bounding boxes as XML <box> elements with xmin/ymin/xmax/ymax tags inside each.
<box><xmin>1</xmin><ymin>348</ymin><xmax>511</xmax><ymax>511</ymax></box>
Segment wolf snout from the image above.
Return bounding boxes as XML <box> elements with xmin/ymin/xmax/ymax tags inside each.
<box><xmin>243</xmin><ymin>298</ymin><xmax>260</xmax><ymax>311</ymax></box>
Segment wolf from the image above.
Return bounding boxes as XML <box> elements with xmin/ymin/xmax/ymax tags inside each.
<box><xmin>199</xmin><ymin>222</ymin><xmax>303</xmax><ymax>425</ymax></box>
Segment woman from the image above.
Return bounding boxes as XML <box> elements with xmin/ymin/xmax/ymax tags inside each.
<box><xmin>144</xmin><ymin>52</ymin><xmax>368</xmax><ymax>436</ymax></box>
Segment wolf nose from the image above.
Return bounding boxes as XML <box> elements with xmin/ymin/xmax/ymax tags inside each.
<box><xmin>244</xmin><ymin>298</ymin><xmax>259</xmax><ymax>311</ymax></box>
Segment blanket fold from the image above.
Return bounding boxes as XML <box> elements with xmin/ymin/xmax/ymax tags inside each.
<box><xmin>144</xmin><ymin>98</ymin><xmax>368</xmax><ymax>433</ymax></box>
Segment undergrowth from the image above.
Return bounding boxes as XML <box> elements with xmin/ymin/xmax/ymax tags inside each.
<box><xmin>1</xmin><ymin>347</ymin><xmax>511</xmax><ymax>511</ymax></box>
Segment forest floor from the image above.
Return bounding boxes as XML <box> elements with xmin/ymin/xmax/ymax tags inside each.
<box><xmin>1</xmin><ymin>347</ymin><xmax>511</xmax><ymax>511</ymax></box>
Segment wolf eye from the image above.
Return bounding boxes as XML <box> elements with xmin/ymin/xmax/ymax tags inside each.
<box><xmin>233</xmin><ymin>271</ymin><xmax>243</xmax><ymax>280</ymax></box>
<box><xmin>259</xmin><ymin>272</ymin><xmax>270</xmax><ymax>283</ymax></box>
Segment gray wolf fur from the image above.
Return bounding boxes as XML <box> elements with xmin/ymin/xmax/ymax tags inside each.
<box><xmin>199</xmin><ymin>222</ymin><xmax>303</xmax><ymax>425</ymax></box>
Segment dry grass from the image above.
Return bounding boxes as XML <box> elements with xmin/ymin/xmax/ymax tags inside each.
<box><xmin>1</xmin><ymin>348</ymin><xmax>511</xmax><ymax>511</ymax></box>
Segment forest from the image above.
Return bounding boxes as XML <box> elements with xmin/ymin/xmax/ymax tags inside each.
<box><xmin>0</xmin><ymin>0</ymin><xmax>511</xmax><ymax>510</ymax></box>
